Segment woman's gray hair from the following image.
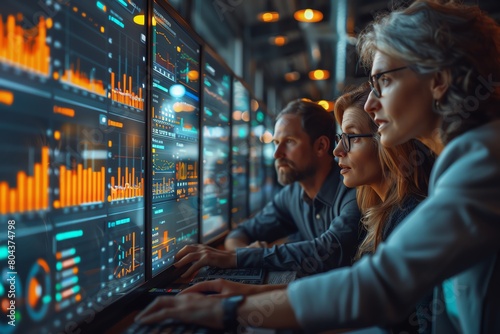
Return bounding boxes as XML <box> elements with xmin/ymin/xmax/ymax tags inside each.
<box><xmin>358</xmin><ymin>0</ymin><xmax>500</xmax><ymax>143</ymax></box>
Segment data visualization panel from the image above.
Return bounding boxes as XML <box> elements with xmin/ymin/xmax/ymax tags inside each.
<box><xmin>151</xmin><ymin>1</ymin><xmax>201</xmax><ymax>275</ymax></box>
<box><xmin>201</xmin><ymin>51</ymin><xmax>231</xmax><ymax>244</ymax></box>
<box><xmin>0</xmin><ymin>0</ymin><xmax>147</xmax><ymax>333</ymax></box>
<box><xmin>230</xmin><ymin>79</ymin><xmax>250</xmax><ymax>226</ymax></box>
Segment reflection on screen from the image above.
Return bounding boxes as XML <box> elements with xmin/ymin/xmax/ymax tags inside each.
<box><xmin>230</xmin><ymin>79</ymin><xmax>250</xmax><ymax>226</ymax></box>
<box><xmin>201</xmin><ymin>51</ymin><xmax>231</xmax><ymax>244</ymax></box>
<box><xmin>151</xmin><ymin>1</ymin><xmax>200</xmax><ymax>275</ymax></box>
<box><xmin>263</xmin><ymin>116</ymin><xmax>278</xmax><ymax>202</ymax></box>
<box><xmin>0</xmin><ymin>0</ymin><xmax>147</xmax><ymax>332</ymax></box>
<box><xmin>249</xmin><ymin>101</ymin><xmax>266</xmax><ymax>214</ymax></box>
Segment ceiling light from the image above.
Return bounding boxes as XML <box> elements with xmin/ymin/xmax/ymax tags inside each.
<box><xmin>294</xmin><ymin>9</ymin><xmax>323</xmax><ymax>23</ymax></box>
<box><xmin>317</xmin><ymin>100</ymin><xmax>329</xmax><ymax>110</ymax></box>
<box><xmin>258</xmin><ymin>11</ymin><xmax>279</xmax><ymax>22</ymax></box>
<box><xmin>317</xmin><ymin>100</ymin><xmax>334</xmax><ymax>111</ymax></box>
<box><xmin>309</xmin><ymin>69</ymin><xmax>330</xmax><ymax>80</ymax></box>
<box><xmin>269</xmin><ymin>35</ymin><xmax>287</xmax><ymax>46</ymax></box>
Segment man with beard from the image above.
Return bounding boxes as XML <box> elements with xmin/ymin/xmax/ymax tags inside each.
<box><xmin>173</xmin><ymin>99</ymin><xmax>361</xmax><ymax>277</ymax></box>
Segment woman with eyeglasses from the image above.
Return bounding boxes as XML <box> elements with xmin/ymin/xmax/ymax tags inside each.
<box><xmin>135</xmin><ymin>1</ymin><xmax>500</xmax><ymax>332</ymax></box>
<box><xmin>333</xmin><ymin>83</ymin><xmax>435</xmax><ymax>333</ymax></box>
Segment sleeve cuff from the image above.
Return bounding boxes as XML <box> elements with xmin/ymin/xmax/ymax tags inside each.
<box><xmin>235</xmin><ymin>248</ymin><xmax>264</xmax><ymax>268</ymax></box>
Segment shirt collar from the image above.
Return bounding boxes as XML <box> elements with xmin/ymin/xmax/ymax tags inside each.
<box><xmin>301</xmin><ymin>164</ymin><xmax>342</xmax><ymax>206</ymax></box>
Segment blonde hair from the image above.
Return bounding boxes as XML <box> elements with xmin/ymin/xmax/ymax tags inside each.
<box><xmin>334</xmin><ymin>84</ymin><xmax>435</xmax><ymax>257</ymax></box>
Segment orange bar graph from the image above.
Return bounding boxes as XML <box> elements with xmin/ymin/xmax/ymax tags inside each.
<box><xmin>0</xmin><ymin>14</ymin><xmax>50</xmax><ymax>76</ymax></box>
<box><xmin>0</xmin><ymin>146</ymin><xmax>49</xmax><ymax>215</ymax></box>
<box><xmin>115</xmin><ymin>232</ymin><xmax>141</xmax><ymax>278</ymax></box>
<box><xmin>154</xmin><ymin>230</ymin><xmax>176</xmax><ymax>259</ymax></box>
<box><xmin>152</xmin><ymin>176</ymin><xmax>175</xmax><ymax>196</ymax></box>
<box><xmin>60</xmin><ymin>59</ymin><xmax>106</xmax><ymax>96</ymax></box>
<box><xmin>108</xmin><ymin>167</ymin><xmax>144</xmax><ymax>201</ymax></box>
<box><xmin>129</xmin><ymin>232</ymin><xmax>135</xmax><ymax>274</ymax></box>
<box><xmin>177</xmin><ymin>162</ymin><xmax>187</xmax><ymax>180</ymax></box>
<box><xmin>109</xmin><ymin>71</ymin><xmax>144</xmax><ymax>109</ymax></box>
<box><xmin>54</xmin><ymin>165</ymin><xmax>105</xmax><ymax>209</ymax></box>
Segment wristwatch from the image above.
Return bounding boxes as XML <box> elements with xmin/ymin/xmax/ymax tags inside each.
<box><xmin>222</xmin><ymin>295</ymin><xmax>245</xmax><ymax>331</ymax></box>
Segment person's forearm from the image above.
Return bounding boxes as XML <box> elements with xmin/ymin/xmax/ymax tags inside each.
<box><xmin>237</xmin><ymin>289</ymin><xmax>300</xmax><ymax>329</ymax></box>
<box><xmin>225</xmin><ymin>235</ymin><xmax>250</xmax><ymax>250</ymax></box>
<box><xmin>247</xmin><ymin>284</ymin><xmax>287</xmax><ymax>294</ymax></box>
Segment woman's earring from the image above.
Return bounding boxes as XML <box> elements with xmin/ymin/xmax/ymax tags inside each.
<box><xmin>434</xmin><ymin>99</ymin><xmax>440</xmax><ymax>110</ymax></box>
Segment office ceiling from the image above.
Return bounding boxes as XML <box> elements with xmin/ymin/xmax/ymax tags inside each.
<box><xmin>178</xmin><ymin>0</ymin><xmax>500</xmax><ymax>112</ymax></box>
<box><xmin>166</xmin><ymin>0</ymin><xmax>500</xmax><ymax>113</ymax></box>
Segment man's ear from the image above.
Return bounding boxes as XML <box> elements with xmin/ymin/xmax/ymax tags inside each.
<box><xmin>431</xmin><ymin>69</ymin><xmax>452</xmax><ymax>101</ymax></box>
<box><xmin>315</xmin><ymin>136</ymin><xmax>330</xmax><ymax>156</ymax></box>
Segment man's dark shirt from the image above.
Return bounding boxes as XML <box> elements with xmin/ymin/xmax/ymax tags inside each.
<box><xmin>230</xmin><ymin>164</ymin><xmax>362</xmax><ymax>276</ymax></box>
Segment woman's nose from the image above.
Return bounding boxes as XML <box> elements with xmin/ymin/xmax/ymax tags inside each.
<box><xmin>364</xmin><ymin>90</ymin><xmax>380</xmax><ymax>118</ymax></box>
<box><xmin>333</xmin><ymin>140</ymin><xmax>345</xmax><ymax>157</ymax></box>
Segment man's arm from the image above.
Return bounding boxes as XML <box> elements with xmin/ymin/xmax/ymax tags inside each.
<box><xmin>236</xmin><ymin>193</ymin><xmax>361</xmax><ymax>273</ymax></box>
<box><xmin>224</xmin><ymin>229</ymin><xmax>251</xmax><ymax>250</ymax></box>
<box><xmin>224</xmin><ymin>185</ymin><xmax>299</xmax><ymax>250</ymax></box>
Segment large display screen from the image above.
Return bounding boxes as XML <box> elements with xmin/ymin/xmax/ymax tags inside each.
<box><xmin>200</xmin><ymin>51</ymin><xmax>231</xmax><ymax>244</ymax></box>
<box><xmin>0</xmin><ymin>0</ymin><xmax>147</xmax><ymax>332</ymax></box>
<box><xmin>150</xmin><ymin>1</ymin><xmax>200</xmax><ymax>275</ymax></box>
<box><xmin>230</xmin><ymin>79</ymin><xmax>250</xmax><ymax>226</ymax></box>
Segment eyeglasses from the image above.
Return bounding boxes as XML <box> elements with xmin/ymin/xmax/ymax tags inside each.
<box><xmin>368</xmin><ymin>66</ymin><xmax>408</xmax><ymax>98</ymax></box>
<box><xmin>335</xmin><ymin>133</ymin><xmax>374</xmax><ymax>153</ymax></box>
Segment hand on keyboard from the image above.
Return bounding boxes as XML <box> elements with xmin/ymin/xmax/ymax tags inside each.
<box><xmin>173</xmin><ymin>244</ymin><xmax>237</xmax><ymax>278</ymax></box>
<box><xmin>180</xmin><ymin>278</ymin><xmax>259</xmax><ymax>297</ymax></box>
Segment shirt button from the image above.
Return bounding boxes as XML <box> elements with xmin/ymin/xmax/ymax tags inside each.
<box><xmin>316</xmin><ymin>214</ymin><xmax>321</xmax><ymax>219</ymax></box>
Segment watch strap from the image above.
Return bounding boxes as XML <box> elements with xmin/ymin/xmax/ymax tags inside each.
<box><xmin>222</xmin><ymin>295</ymin><xmax>245</xmax><ymax>331</ymax></box>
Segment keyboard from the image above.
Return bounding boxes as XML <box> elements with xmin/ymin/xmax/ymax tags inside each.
<box><xmin>190</xmin><ymin>267</ymin><xmax>265</xmax><ymax>285</ymax></box>
<box><xmin>266</xmin><ymin>271</ymin><xmax>297</xmax><ymax>285</ymax></box>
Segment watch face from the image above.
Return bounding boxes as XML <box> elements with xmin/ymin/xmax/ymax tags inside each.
<box><xmin>228</xmin><ymin>295</ymin><xmax>245</xmax><ymax>303</ymax></box>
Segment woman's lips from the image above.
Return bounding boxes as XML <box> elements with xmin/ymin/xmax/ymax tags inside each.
<box><xmin>339</xmin><ymin>164</ymin><xmax>350</xmax><ymax>174</ymax></box>
<box><xmin>374</xmin><ymin>118</ymin><xmax>388</xmax><ymax>132</ymax></box>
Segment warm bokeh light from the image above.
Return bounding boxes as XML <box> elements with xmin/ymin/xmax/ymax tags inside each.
<box><xmin>241</xmin><ymin>111</ymin><xmax>250</xmax><ymax>122</ymax></box>
<box><xmin>270</xmin><ymin>35</ymin><xmax>287</xmax><ymax>46</ymax></box>
<box><xmin>317</xmin><ymin>100</ymin><xmax>335</xmax><ymax>111</ymax></box>
<box><xmin>294</xmin><ymin>9</ymin><xmax>323</xmax><ymax>23</ymax></box>
<box><xmin>309</xmin><ymin>69</ymin><xmax>330</xmax><ymax>80</ymax></box>
<box><xmin>187</xmin><ymin>70</ymin><xmax>199</xmax><ymax>81</ymax></box>
<box><xmin>284</xmin><ymin>71</ymin><xmax>300</xmax><ymax>82</ymax></box>
<box><xmin>318</xmin><ymin>100</ymin><xmax>329</xmax><ymax>110</ymax></box>
<box><xmin>251</xmin><ymin>99</ymin><xmax>259</xmax><ymax>112</ymax></box>
<box><xmin>260</xmin><ymin>130</ymin><xmax>274</xmax><ymax>144</ymax></box>
<box><xmin>258</xmin><ymin>11</ymin><xmax>279</xmax><ymax>22</ymax></box>
<box><xmin>233</xmin><ymin>110</ymin><xmax>242</xmax><ymax>121</ymax></box>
